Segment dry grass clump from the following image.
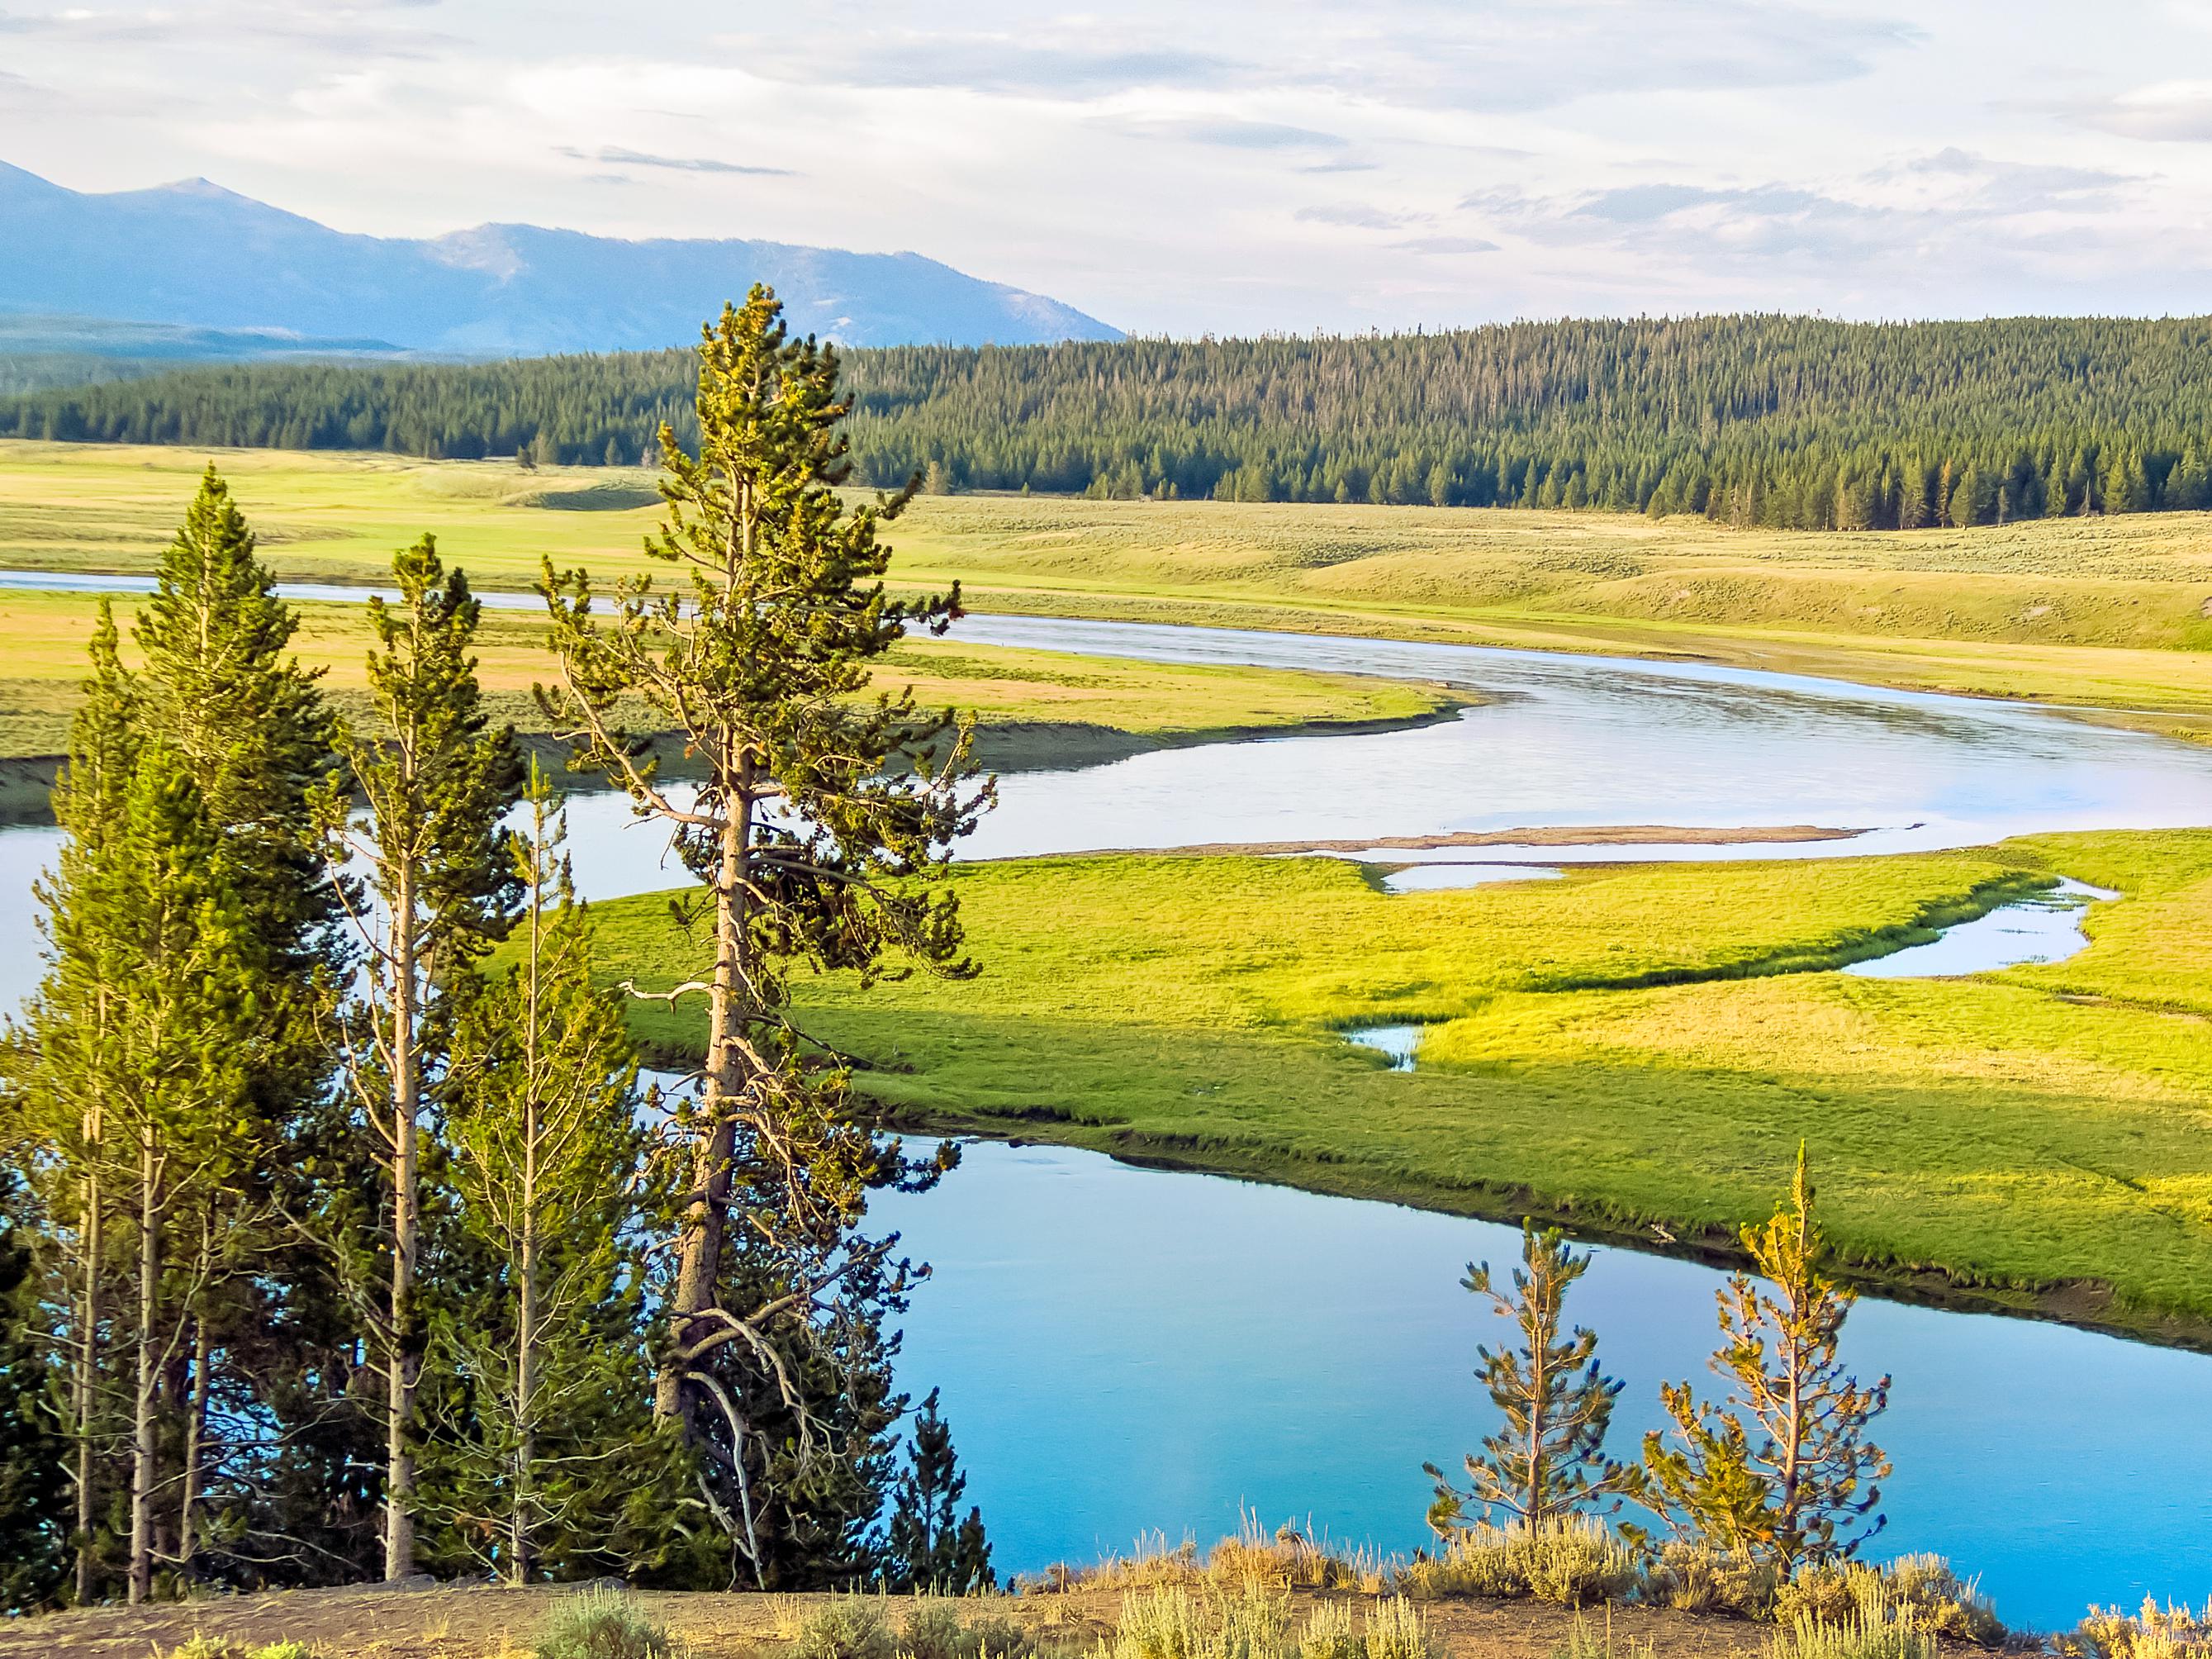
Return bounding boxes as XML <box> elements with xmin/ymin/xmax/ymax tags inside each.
<box><xmin>777</xmin><ymin>1591</ymin><xmax>1037</xmax><ymax>1659</ymax></box>
<box><xmin>1773</xmin><ymin>1557</ymin><xmax>2000</xmax><ymax>1647</ymax></box>
<box><xmin>1034</xmin><ymin>1522</ymin><xmax>1384</xmax><ymax>1599</ymax></box>
<box><xmin>158</xmin><ymin>1639</ymin><xmax>322</xmax><ymax>1659</ymax></box>
<box><xmin>2062</xmin><ymin>1600</ymin><xmax>2212</xmax><ymax>1659</ymax></box>
<box><xmin>1399</xmin><ymin>1520</ymin><xmax>1640</xmax><ymax>1609</ymax></box>
<box><xmin>1101</xmin><ymin>1583</ymin><xmax>1426</xmax><ymax>1659</ymax></box>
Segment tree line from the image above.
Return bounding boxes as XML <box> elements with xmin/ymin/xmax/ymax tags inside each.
<box><xmin>9</xmin><ymin>315</ymin><xmax>2212</xmax><ymax>529</ymax></box>
<box><xmin>0</xmin><ymin>290</ymin><xmax>996</xmax><ymax>1609</ymax></box>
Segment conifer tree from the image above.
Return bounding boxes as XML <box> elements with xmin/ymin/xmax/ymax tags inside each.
<box><xmin>316</xmin><ymin>537</ymin><xmax>520</xmax><ymax>1583</ymax></box>
<box><xmin>98</xmin><ymin>749</ymin><xmax>259</xmax><ymax>1603</ymax></box>
<box><xmin>430</xmin><ymin>761</ymin><xmax>650</xmax><ymax>1582</ymax></box>
<box><xmin>7</xmin><ymin>602</ymin><xmax>138</xmax><ymax>1603</ymax></box>
<box><xmin>131</xmin><ymin>468</ymin><xmax>349</xmax><ymax>1584</ymax></box>
<box><xmin>540</xmin><ymin>287</ymin><xmax>990</xmax><ymax>1583</ymax></box>
<box><xmin>0</xmin><ymin>1167</ymin><xmax>65</xmax><ymax>1610</ymax></box>
<box><xmin>1640</xmin><ymin>1148</ymin><xmax>1891</xmax><ymax>1574</ymax></box>
<box><xmin>883</xmin><ymin>1389</ymin><xmax>993</xmax><ymax>1593</ymax></box>
<box><xmin>1425</xmin><ymin>1224</ymin><xmax>1635</xmax><ymax>1533</ymax></box>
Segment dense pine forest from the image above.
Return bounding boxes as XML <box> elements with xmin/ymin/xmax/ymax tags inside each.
<box><xmin>8</xmin><ymin>316</ymin><xmax>2212</xmax><ymax>529</ymax></box>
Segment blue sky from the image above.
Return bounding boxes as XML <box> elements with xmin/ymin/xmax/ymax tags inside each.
<box><xmin>4</xmin><ymin>0</ymin><xmax>2212</xmax><ymax>335</ymax></box>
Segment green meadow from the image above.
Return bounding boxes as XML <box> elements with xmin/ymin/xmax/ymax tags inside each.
<box><xmin>8</xmin><ymin>440</ymin><xmax>2212</xmax><ymax>739</ymax></box>
<box><xmin>594</xmin><ymin>830</ymin><xmax>2212</xmax><ymax>1341</ymax></box>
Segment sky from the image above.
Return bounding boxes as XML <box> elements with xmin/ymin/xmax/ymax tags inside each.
<box><xmin>5</xmin><ymin>0</ymin><xmax>2212</xmax><ymax>335</ymax></box>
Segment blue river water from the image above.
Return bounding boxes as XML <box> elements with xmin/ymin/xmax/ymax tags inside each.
<box><xmin>876</xmin><ymin>1139</ymin><xmax>2211</xmax><ymax>1633</ymax></box>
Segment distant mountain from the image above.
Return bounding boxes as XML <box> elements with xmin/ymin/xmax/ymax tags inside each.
<box><xmin>0</xmin><ymin>161</ymin><xmax>1122</xmax><ymax>353</ymax></box>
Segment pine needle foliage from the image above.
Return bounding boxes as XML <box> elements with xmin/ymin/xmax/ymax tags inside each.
<box><xmin>1426</xmin><ymin>1224</ymin><xmax>1636</xmax><ymax>1533</ymax></box>
<box><xmin>313</xmin><ymin>535</ymin><xmax>522</xmax><ymax>1581</ymax></box>
<box><xmin>883</xmin><ymin>1388</ymin><xmax>993</xmax><ymax>1592</ymax></box>
<box><xmin>1640</xmin><ymin>1148</ymin><xmax>1891</xmax><ymax>1575</ymax></box>
<box><xmin>539</xmin><ymin>287</ymin><xmax>990</xmax><ymax>1585</ymax></box>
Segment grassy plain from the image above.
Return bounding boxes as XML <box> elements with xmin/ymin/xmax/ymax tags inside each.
<box><xmin>0</xmin><ymin>584</ymin><xmax>1457</xmax><ymax>762</ymax></box>
<box><xmin>6</xmin><ymin>441</ymin><xmax>2212</xmax><ymax>734</ymax></box>
<box><xmin>595</xmin><ymin>830</ymin><xmax>2212</xmax><ymax>1341</ymax></box>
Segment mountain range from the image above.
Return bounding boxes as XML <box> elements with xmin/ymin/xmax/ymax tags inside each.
<box><xmin>0</xmin><ymin>161</ymin><xmax>1121</xmax><ymax>354</ymax></box>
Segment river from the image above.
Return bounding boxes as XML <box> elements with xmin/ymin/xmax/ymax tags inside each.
<box><xmin>3</xmin><ymin>600</ymin><xmax>2211</xmax><ymax>1624</ymax></box>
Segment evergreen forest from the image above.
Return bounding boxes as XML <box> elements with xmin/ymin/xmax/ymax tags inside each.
<box><xmin>8</xmin><ymin>315</ymin><xmax>2212</xmax><ymax>529</ymax></box>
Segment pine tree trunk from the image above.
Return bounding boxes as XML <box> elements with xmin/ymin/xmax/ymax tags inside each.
<box><xmin>74</xmin><ymin>1167</ymin><xmax>101</xmax><ymax>1605</ymax></box>
<box><xmin>513</xmin><ymin>1219</ymin><xmax>538</xmax><ymax>1584</ymax></box>
<box><xmin>178</xmin><ymin>1315</ymin><xmax>211</xmax><ymax>1576</ymax></box>
<box><xmin>656</xmin><ymin>774</ymin><xmax>752</xmax><ymax>1424</ymax></box>
<box><xmin>128</xmin><ymin>1129</ymin><xmax>159</xmax><ymax>1606</ymax></box>
<box><xmin>385</xmin><ymin>869</ymin><xmax>420</xmax><ymax>1584</ymax></box>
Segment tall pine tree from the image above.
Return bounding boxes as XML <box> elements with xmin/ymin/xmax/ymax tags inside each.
<box><xmin>314</xmin><ymin>537</ymin><xmax>520</xmax><ymax>1582</ymax></box>
<box><xmin>540</xmin><ymin>288</ymin><xmax>991</xmax><ymax>1585</ymax></box>
<box><xmin>429</xmin><ymin>761</ymin><xmax>653</xmax><ymax>1582</ymax></box>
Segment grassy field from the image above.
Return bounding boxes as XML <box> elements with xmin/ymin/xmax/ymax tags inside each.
<box><xmin>7</xmin><ymin>441</ymin><xmax>2212</xmax><ymax>734</ymax></box>
<box><xmin>0</xmin><ymin>584</ymin><xmax>1458</xmax><ymax>761</ymax></box>
<box><xmin>594</xmin><ymin>830</ymin><xmax>2212</xmax><ymax>1343</ymax></box>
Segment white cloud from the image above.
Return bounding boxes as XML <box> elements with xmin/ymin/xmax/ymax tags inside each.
<box><xmin>4</xmin><ymin>0</ymin><xmax>2212</xmax><ymax>332</ymax></box>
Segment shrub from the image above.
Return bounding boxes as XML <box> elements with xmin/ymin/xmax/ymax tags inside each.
<box><xmin>788</xmin><ymin>1599</ymin><xmax>895</xmax><ymax>1659</ymax></box>
<box><xmin>1775</xmin><ymin>1556</ymin><xmax>2001</xmax><ymax>1647</ymax></box>
<box><xmin>2064</xmin><ymin>1600</ymin><xmax>2212</xmax><ymax>1659</ymax></box>
<box><xmin>898</xmin><ymin>1594</ymin><xmax>1035</xmax><ymax>1659</ymax></box>
<box><xmin>1550</xmin><ymin>1614</ymin><xmax>1656</xmax><ymax>1659</ymax></box>
<box><xmin>1768</xmin><ymin>1579</ymin><xmax>1948</xmax><ymax>1659</ymax></box>
<box><xmin>534</xmin><ymin>1586</ymin><xmax>676</xmax><ymax>1659</ymax></box>
<box><xmin>1360</xmin><ymin>1597</ymin><xmax>1428</xmax><ymax>1659</ymax></box>
<box><xmin>1642</xmin><ymin>1540</ymin><xmax>1779</xmax><ymax>1619</ymax></box>
<box><xmin>249</xmin><ymin>1645</ymin><xmax>320</xmax><ymax>1659</ymax></box>
<box><xmin>1398</xmin><ymin>1520</ymin><xmax>1639</xmax><ymax>1608</ymax></box>
<box><xmin>1292</xmin><ymin>1597</ymin><xmax>1427</xmax><ymax>1659</ymax></box>
<box><xmin>1298</xmin><ymin>1600</ymin><xmax>1363</xmax><ymax>1659</ymax></box>
<box><xmin>785</xmin><ymin>1592</ymin><xmax>1035</xmax><ymax>1659</ymax></box>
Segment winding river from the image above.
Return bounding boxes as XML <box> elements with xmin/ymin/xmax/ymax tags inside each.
<box><xmin>5</xmin><ymin>597</ymin><xmax>2212</xmax><ymax>1625</ymax></box>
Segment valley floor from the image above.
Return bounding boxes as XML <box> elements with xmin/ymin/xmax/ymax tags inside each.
<box><xmin>8</xmin><ymin>441</ymin><xmax>2212</xmax><ymax>741</ymax></box>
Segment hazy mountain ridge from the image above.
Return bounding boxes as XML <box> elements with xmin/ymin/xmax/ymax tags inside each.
<box><xmin>0</xmin><ymin>161</ymin><xmax>1122</xmax><ymax>352</ymax></box>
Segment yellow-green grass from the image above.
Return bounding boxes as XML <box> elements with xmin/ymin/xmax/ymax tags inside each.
<box><xmin>592</xmin><ymin>830</ymin><xmax>2212</xmax><ymax>1341</ymax></box>
<box><xmin>0</xmin><ymin>584</ymin><xmax>1463</xmax><ymax>762</ymax></box>
<box><xmin>7</xmin><ymin>441</ymin><xmax>2212</xmax><ymax>734</ymax></box>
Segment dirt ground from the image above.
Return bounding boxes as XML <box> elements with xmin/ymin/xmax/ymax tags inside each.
<box><xmin>0</xmin><ymin>1583</ymin><xmax>1776</xmax><ymax>1659</ymax></box>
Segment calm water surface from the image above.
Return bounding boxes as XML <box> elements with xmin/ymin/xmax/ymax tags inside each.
<box><xmin>880</xmin><ymin>1139</ymin><xmax>2212</xmax><ymax>1632</ymax></box>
